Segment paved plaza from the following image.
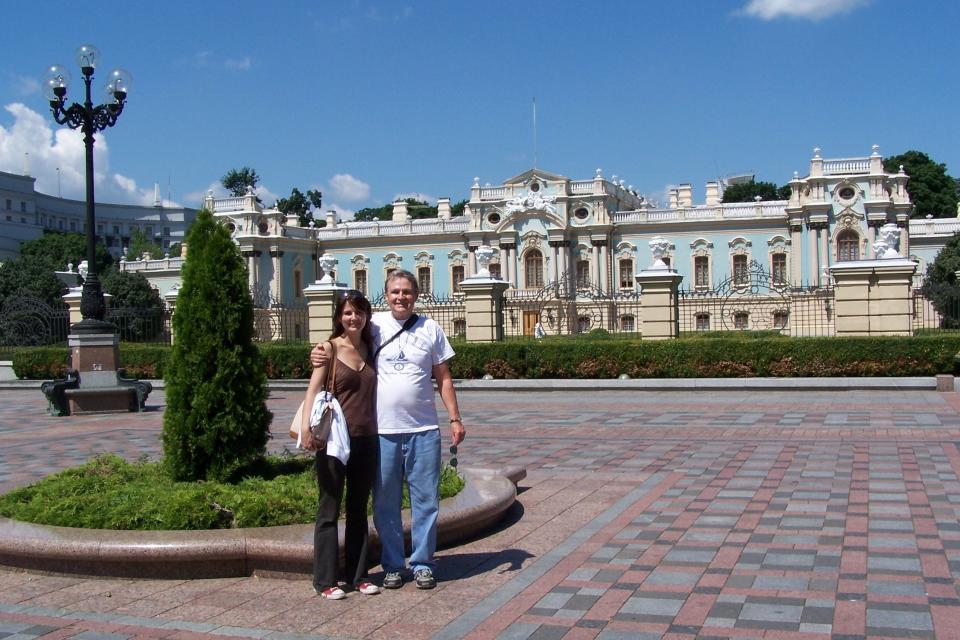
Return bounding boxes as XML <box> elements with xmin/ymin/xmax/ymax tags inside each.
<box><xmin>2</xmin><ymin>385</ymin><xmax>960</xmax><ymax>639</ymax></box>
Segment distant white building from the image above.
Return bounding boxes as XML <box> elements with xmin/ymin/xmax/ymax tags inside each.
<box><xmin>0</xmin><ymin>169</ymin><xmax>197</xmax><ymax>262</ymax></box>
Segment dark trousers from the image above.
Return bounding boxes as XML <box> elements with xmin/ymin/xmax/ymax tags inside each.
<box><xmin>313</xmin><ymin>435</ymin><xmax>378</xmax><ymax>590</ymax></box>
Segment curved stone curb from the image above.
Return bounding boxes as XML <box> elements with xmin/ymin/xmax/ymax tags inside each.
<box><xmin>0</xmin><ymin>465</ymin><xmax>525</xmax><ymax>579</ymax></box>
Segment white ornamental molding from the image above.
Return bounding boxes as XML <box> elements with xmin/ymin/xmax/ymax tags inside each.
<box><xmin>874</xmin><ymin>223</ymin><xmax>901</xmax><ymax>259</ymax></box>
<box><xmin>505</xmin><ymin>189</ymin><xmax>558</xmax><ymax>216</ymax></box>
<box><xmin>521</xmin><ymin>231</ymin><xmax>543</xmax><ymax>249</ymax></box>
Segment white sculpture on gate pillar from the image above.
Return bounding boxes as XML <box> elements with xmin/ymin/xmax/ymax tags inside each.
<box><xmin>873</xmin><ymin>223</ymin><xmax>901</xmax><ymax>260</ymax></box>
<box><xmin>648</xmin><ymin>236</ymin><xmax>671</xmax><ymax>269</ymax></box>
<box><xmin>474</xmin><ymin>245</ymin><xmax>496</xmax><ymax>278</ymax></box>
<box><xmin>317</xmin><ymin>253</ymin><xmax>337</xmax><ymax>284</ymax></box>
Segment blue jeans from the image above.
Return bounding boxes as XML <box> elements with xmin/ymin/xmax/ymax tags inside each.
<box><xmin>374</xmin><ymin>429</ymin><xmax>441</xmax><ymax>573</ymax></box>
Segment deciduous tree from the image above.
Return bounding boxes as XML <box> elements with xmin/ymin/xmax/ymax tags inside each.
<box><xmin>883</xmin><ymin>150</ymin><xmax>958</xmax><ymax>218</ymax></box>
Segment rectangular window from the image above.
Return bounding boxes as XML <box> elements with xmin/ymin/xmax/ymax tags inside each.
<box><xmin>354</xmin><ymin>270</ymin><xmax>367</xmax><ymax>295</ymax></box>
<box><xmin>163</xmin><ymin>226</ymin><xmax>170</xmax><ymax>237</ymax></box>
<box><xmin>58</xmin><ymin>220</ymin><xmax>64</xmax><ymax>230</ymax></box>
<box><xmin>417</xmin><ymin>266</ymin><xmax>432</xmax><ymax>295</ymax></box>
<box><xmin>489</xmin><ymin>263</ymin><xmax>501</xmax><ymax>279</ymax></box>
<box><xmin>4</xmin><ymin>199</ymin><xmax>10</xmax><ymax>210</ymax></box>
<box><xmin>733</xmin><ymin>254</ymin><xmax>748</xmax><ymax>285</ymax></box>
<box><xmin>69</xmin><ymin>221</ymin><xmax>76</xmax><ymax>231</ymax></box>
<box><xmin>576</xmin><ymin>260</ymin><xmax>590</xmax><ymax>288</ymax></box>
<box><xmin>734</xmin><ymin>312</ymin><xmax>749</xmax><ymax>330</ymax></box>
<box><xmin>452</xmin><ymin>265</ymin><xmax>465</xmax><ymax>292</ymax></box>
<box><xmin>694</xmin><ymin>256</ymin><xmax>709</xmax><ymax>288</ymax></box>
<box><xmin>772</xmin><ymin>253</ymin><xmax>787</xmax><ymax>284</ymax></box>
<box><xmin>294</xmin><ymin>270</ymin><xmax>302</xmax><ymax>298</ymax></box>
<box><xmin>113</xmin><ymin>225</ymin><xmax>120</xmax><ymax>235</ymax></box>
<box><xmin>695</xmin><ymin>313</ymin><xmax>710</xmax><ymax>331</ymax></box>
<box><xmin>97</xmin><ymin>223</ymin><xmax>103</xmax><ymax>233</ymax></box>
<box><xmin>20</xmin><ymin>201</ymin><xmax>26</xmax><ymax>213</ymax></box>
<box><xmin>618</xmin><ymin>259</ymin><xmax>634</xmax><ymax>289</ymax></box>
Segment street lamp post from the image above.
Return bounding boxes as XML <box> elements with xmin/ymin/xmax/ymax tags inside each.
<box><xmin>38</xmin><ymin>45</ymin><xmax>150</xmax><ymax>417</ymax></box>
<box><xmin>44</xmin><ymin>44</ymin><xmax>131</xmax><ymax>334</ymax></box>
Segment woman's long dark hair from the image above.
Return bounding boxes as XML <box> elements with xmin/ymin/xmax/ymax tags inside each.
<box><xmin>331</xmin><ymin>289</ymin><xmax>374</xmax><ymax>349</ymax></box>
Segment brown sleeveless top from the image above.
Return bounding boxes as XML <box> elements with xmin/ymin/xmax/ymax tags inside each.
<box><xmin>333</xmin><ymin>358</ymin><xmax>377</xmax><ymax>438</ymax></box>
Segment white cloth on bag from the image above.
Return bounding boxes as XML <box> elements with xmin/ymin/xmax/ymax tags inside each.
<box><xmin>307</xmin><ymin>390</ymin><xmax>351</xmax><ymax>464</ymax></box>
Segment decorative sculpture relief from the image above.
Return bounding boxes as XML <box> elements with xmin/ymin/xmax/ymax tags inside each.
<box><xmin>318</xmin><ymin>254</ymin><xmax>337</xmax><ymax>284</ymax></box>
<box><xmin>874</xmin><ymin>223</ymin><xmax>901</xmax><ymax>259</ymax></box>
<box><xmin>649</xmin><ymin>236</ymin><xmax>670</xmax><ymax>269</ymax></box>
<box><xmin>505</xmin><ymin>188</ymin><xmax>558</xmax><ymax>216</ymax></box>
<box><xmin>475</xmin><ymin>245</ymin><xmax>496</xmax><ymax>278</ymax></box>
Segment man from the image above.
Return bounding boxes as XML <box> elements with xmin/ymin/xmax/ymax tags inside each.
<box><xmin>311</xmin><ymin>269</ymin><xmax>465</xmax><ymax>590</ymax></box>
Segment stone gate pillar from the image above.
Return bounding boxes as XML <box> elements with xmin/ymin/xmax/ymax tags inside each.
<box><xmin>829</xmin><ymin>224</ymin><xmax>917</xmax><ymax>336</ymax></box>
<box><xmin>636</xmin><ymin>236</ymin><xmax>683</xmax><ymax>340</ymax></box>
<box><xmin>303</xmin><ymin>254</ymin><xmax>349</xmax><ymax>344</ymax></box>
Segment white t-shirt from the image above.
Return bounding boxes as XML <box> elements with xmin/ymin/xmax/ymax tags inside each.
<box><xmin>372</xmin><ymin>311</ymin><xmax>455</xmax><ymax>434</ymax></box>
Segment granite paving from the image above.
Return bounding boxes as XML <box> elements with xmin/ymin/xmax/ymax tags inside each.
<box><xmin>2</xmin><ymin>387</ymin><xmax>960</xmax><ymax>639</ymax></box>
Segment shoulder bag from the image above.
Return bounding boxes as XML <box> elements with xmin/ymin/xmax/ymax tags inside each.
<box><xmin>289</xmin><ymin>340</ymin><xmax>339</xmax><ymax>448</ymax></box>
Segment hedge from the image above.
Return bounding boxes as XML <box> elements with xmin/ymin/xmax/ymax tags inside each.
<box><xmin>11</xmin><ymin>335</ymin><xmax>960</xmax><ymax>380</ymax></box>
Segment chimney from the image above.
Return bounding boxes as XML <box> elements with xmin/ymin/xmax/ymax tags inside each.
<box><xmin>437</xmin><ymin>197</ymin><xmax>451</xmax><ymax>220</ymax></box>
<box><xmin>392</xmin><ymin>200</ymin><xmax>410</xmax><ymax>222</ymax></box>
<box><xmin>668</xmin><ymin>188</ymin><xmax>679</xmax><ymax>209</ymax></box>
<box><xmin>326</xmin><ymin>210</ymin><xmax>338</xmax><ymax>229</ymax></box>
<box><xmin>153</xmin><ymin>183</ymin><xmax>162</xmax><ymax>207</ymax></box>
<box><xmin>678</xmin><ymin>184</ymin><xmax>693</xmax><ymax>208</ymax></box>
<box><xmin>705</xmin><ymin>181</ymin><xmax>720</xmax><ymax>206</ymax></box>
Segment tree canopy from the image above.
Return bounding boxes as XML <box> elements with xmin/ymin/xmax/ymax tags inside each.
<box><xmin>721</xmin><ymin>180</ymin><xmax>791</xmax><ymax>203</ymax></box>
<box><xmin>221</xmin><ymin>166</ymin><xmax>261</xmax><ymax>201</ymax></box>
<box><xmin>883</xmin><ymin>150</ymin><xmax>958</xmax><ymax>218</ymax></box>
<box><xmin>276</xmin><ymin>187</ymin><xmax>324</xmax><ymax>227</ymax></box>
<box><xmin>125</xmin><ymin>228</ymin><xmax>164</xmax><ymax>261</ymax></box>
<box><xmin>353</xmin><ymin>198</ymin><xmax>446</xmax><ymax>221</ymax></box>
<box><xmin>920</xmin><ymin>232</ymin><xmax>960</xmax><ymax>328</ymax></box>
<box><xmin>0</xmin><ymin>232</ymin><xmax>113</xmax><ymax>309</ymax></box>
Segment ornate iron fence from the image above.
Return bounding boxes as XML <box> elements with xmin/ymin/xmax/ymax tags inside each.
<box><xmin>0</xmin><ymin>296</ymin><xmax>70</xmax><ymax>347</ymax></box>
<box><xmin>370</xmin><ymin>292</ymin><xmax>466</xmax><ymax>339</ymax></box>
<box><xmin>250</xmin><ymin>291</ymin><xmax>310</xmax><ymax>343</ymax></box>
<box><xmin>502</xmin><ymin>275</ymin><xmax>643</xmax><ymax>339</ymax></box>
<box><xmin>912</xmin><ymin>288</ymin><xmax>960</xmax><ymax>333</ymax></box>
<box><xmin>679</xmin><ymin>261</ymin><xmax>835</xmax><ymax>337</ymax></box>
<box><xmin>105</xmin><ymin>306</ymin><xmax>171</xmax><ymax>343</ymax></box>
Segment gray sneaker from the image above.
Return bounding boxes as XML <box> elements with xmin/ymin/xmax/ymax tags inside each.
<box><xmin>414</xmin><ymin>568</ymin><xmax>436</xmax><ymax>589</ymax></box>
<box><xmin>382</xmin><ymin>571</ymin><xmax>403</xmax><ymax>589</ymax></box>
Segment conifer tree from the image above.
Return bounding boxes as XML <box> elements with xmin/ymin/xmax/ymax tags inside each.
<box><xmin>161</xmin><ymin>209</ymin><xmax>271</xmax><ymax>481</ymax></box>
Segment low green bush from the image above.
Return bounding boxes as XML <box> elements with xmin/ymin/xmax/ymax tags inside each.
<box><xmin>12</xmin><ymin>335</ymin><xmax>960</xmax><ymax>380</ymax></box>
<box><xmin>0</xmin><ymin>453</ymin><xmax>465</xmax><ymax>530</ymax></box>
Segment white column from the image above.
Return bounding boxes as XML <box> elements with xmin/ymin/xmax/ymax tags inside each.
<box><xmin>558</xmin><ymin>243</ymin><xmax>568</xmax><ymax>282</ymax></box>
<box><xmin>549</xmin><ymin>242</ymin><xmax>559</xmax><ymax>283</ymax></box>
<box><xmin>271</xmin><ymin>251</ymin><xmax>281</xmax><ymax>300</ymax></box>
<box><xmin>591</xmin><ymin>242</ymin><xmax>600</xmax><ymax>287</ymax></box>
<box><xmin>899</xmin><ymin>223</ymin><xmax>910</xmax><ymax>257</ymax></box>
<box><xmin>819</xmin><ymin>226</ymin><xmax>829</xmax><ymax>278</ymax></box>
<box><xmin>807</xmin><ymin>226</ymin><xmax>819</xmax><ymax>285</ymax></box>
<box><xmin>506</xmin><ymin>245</ymin><xmax>516</xmax><ymax>285</ymax></box>
<box><xmin>599</xmin><ymin>242</ymin><xmax>609</xmax><ymax>291</ymax></box>
<box><xmin>867</xmin><ymin>224</ymin><xmax>877</xmax><ymax>259</ymax></box>
<box><xmin>467</xmin><ymin>247</ymin><xmax>475</xmax><ymax>278</ymax></box>
<box><xmin>790</xmin><ymin>225</ymin><xmax>803</xmax><ymax>287</ymax></box>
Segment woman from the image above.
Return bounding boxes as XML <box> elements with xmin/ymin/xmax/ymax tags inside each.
<box><xmin>302</xmin><ymin>289</ymin><xmax>380</xmax><ymax>600</ymax></box>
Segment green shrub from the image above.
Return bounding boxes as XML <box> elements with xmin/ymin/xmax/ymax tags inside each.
<box><xmin>0</xmin><ymin>453</ymin><xmax>465</xmax><ymax>530</ymax></box>
<box><xmin>12</xmin><ymin>346</ymin><xmax>70</xmax><ymax>379</ymax></box>
<box><xmin>162</xmin><ymin>209</ymin><xmax>272</xmax><ymax>482</ymax></box>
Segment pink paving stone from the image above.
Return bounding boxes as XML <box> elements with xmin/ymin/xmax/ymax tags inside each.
<box><xmin>672</xmin><ymin>592</ymin><xmax>716</xmax><ymax>626</ymax></box>
<box><xmin>920</xmin><ymin>552</ymin><xmax>953</xmax><ymax>578</ymax></box>
<box><xmin>832</xmin><ymin>599</ymin><xmax>866</xmax><ymax>636</ymax></box>
<box><xmin>561</xmin><ymin>627</ymin><xmax>599</xmax><ymax>639</ymax></box>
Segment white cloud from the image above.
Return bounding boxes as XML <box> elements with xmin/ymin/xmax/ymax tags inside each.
<box><xmin>225</xmin><ymin>56</ymin><xmax>252</xmax><ymax>71</ymax></box>
<box><xmin>323</xmin><ymin>203</ymin><xmax>355</xmax><ymax>222</ymax></box>
<box><xmin>328</xmin><ymin>173</ymin><xmax>371</xmax><ymax>202</ymax></box>
<box><xmin>0</xmin><ymin>102</ymin><xmax>181</xmax><ymax>207</ymax></box>
<box><xmin>393</xmin><ymin>191</ymin><xmax>437</xmax><ymax>204</ymax></box>
<box><xmin>740</xmin><ymin>0</ymin><xmax>869</xmax><ymax>20</ymax></box>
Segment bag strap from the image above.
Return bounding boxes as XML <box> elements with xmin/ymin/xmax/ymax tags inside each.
<box><xmin>373</xmin><ymin>314</ymin><xmax>419</xmax><ymax>360</ymax></box>
<box><xmin>322</xmin><ymin>340</ymin><xmax>338</xmax><ymax>395</ymax></box>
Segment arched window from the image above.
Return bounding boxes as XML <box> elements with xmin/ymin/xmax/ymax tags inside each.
<box><xmin>771</xmin><ymin>252</ymin><xmax>787</xmax><ymax>284</ymax></box>
<box><xmin>837</xmin><ymin>230</ymin><xmax>860</xmax><ymax>261</ymax></box>
<box><xmin>524</xmin><ymin>250</ymin><xmax>544</xmax><ymax>288</ymax></box>
<box><xmin>354</xmin><ymin>269</ymin><xmax>367</xmax><ymax>295</ymax></box>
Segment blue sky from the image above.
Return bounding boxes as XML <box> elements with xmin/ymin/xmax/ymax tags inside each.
<box><xmin>1</xmin><ymin>0</ymin><xmax>957</xmax><ymax>218</ymax></box>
